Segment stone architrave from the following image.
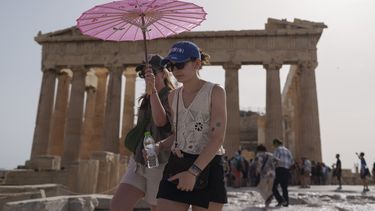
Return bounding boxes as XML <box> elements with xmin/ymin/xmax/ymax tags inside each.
<box><xmin>223</xmin><ymin>63</ymin><xmax>241</xmax><ymax>157</ymax></box>
<box><xmin>79</xmin><ymin>85</ymin><xmax>97</xmax><ymax>160</ymax></box>
<box><xmin>30</xmin><ymin>68</ymin><xmax>57</xmax><ymax>159</ymax></box>
<box><xmin>101</xmin><ymin>66</ymin><xmax>123</xmax><ymax>153</ymax></box>
<box><xmin>298</xmin><ymin>61</ymin><xmax>322</xmax><ymax>162</ymax></box>
<box><xmin>264</xmin><ymin>63</ymin><xmax>283</xmax><ymax>150</ymax></box>
<box><xmin>61</xmin><ymin>67</ymin><xmax>87</xmax><ymax>167</ymax></box>
<box><xmin>47</xmin><ymin>70</ymin><xmax>71</xmax><ymax>157</ymax></box>
<box><xmin>120</xmin><ymin>67</ymin><xmax>137</xmax><ymax>156</ymax></box>
<box><xmin>91</xmin><ymin>69</ymin><xmax>108</xmax><ymax>154</ymax></box>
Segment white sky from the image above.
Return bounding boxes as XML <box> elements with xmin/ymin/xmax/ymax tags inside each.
<box><xmin>0</xmin><ymin>0</ymin><xmax>374</xmax><ymax>170</ymax></box>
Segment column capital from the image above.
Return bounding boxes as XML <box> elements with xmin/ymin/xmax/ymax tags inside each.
<box><xmin>107</xmin><ymin>65</ymin><xmax>125</xmax><ymax>75</ymax></box>
<box><xmin>263</xmin><ymin>63</ymin><xmax>282</xmax><ymax>71</ymax></box>
<box><xmin>67</xmin><ymin>65</ymin><xmax>88</xmax><ymax>73</ymax></box>
<box><xmin>124</xmin><ymin>67</ymin><xmax>137</xmax><ymax>78</ymax></box>
<box><xmin>298</xmin><ymin>61</ymin><xmax>318</xmax><ymax>70</ymax></box>
<box><xmin>223</xmin><ymin>62</ymin><xmax>241</xmax><ymax>71</ymax></box>
<box><xmin>42</xmin><ymin>67</ymin><xmax>58</xmax><ymax>73</ymax></box>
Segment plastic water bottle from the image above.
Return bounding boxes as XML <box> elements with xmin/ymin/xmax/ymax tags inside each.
<box><xmin>143</xmin><ymin>131</ymin><xmax>159</xmax><ymax>168</ymax></box>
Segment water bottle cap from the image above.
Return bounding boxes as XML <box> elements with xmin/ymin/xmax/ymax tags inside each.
<box><xmin>144</xmin><ymin>131</ymin><xmax>151</xmax><ymax>137</ymax></box>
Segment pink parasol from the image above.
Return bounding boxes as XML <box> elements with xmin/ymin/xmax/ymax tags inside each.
<box><xmin>77</xmin><ymin>0</ymin><xmax>207</xmax><ymax>64</ymax></box>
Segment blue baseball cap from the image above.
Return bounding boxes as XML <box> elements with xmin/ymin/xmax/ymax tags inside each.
<box><xmin>161</xmin><ymin>41</ymin><xmax>201</xmax><ymax>66</ymax></box>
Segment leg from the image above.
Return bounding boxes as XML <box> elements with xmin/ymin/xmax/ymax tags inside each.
<box><xmin>192</xmin><ymin>202</ymin><xmax>224</xmax><ymax>211</ymax></box>
<box><xmin>279</xmin><ymin>169</ymin><xmax>289</xmax><ymax>204</ymax></box>
<box><xmin>272</xmin><ymin>170</ymin><xmax>283</xmax><ymax>204</ymax></box>
<box><xmin>110</xmin><ymin>183</ymin><xmax>145</xmax><ymax>211</ymax></box>
<box><xmin>157</xmin><ymin>198</ymin><xmax>190</xmax><ymax>211</ymax></box>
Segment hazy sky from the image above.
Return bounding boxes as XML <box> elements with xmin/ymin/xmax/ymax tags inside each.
<box><xmin>1</xmin><ymin>0</ymin><xmax>374</xmax><ymax>170</ymax></box>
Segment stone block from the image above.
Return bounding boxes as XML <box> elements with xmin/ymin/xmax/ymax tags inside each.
<box><xmin>25</xmin><ymin>155</ymin><xmax>61</xmax><ymax>171</ymax></box>
<box><xmin>3</xmin><ymin>170</ymin><xmax>69</xmax><ymax>186</ymax></box>
<box><xmin>67</xmin><ymin>160</ymin><xmax>99</xmax><ymax>194</ymax></box>
<box><xmin>3</xmin><ymin>195</ymin><xmax>98</xmax><ymax>211</ymax></box>
<box><xmin>90</xmin><ymin>152</ymin><xmax>115</xmax><ymax>193</ymax></box>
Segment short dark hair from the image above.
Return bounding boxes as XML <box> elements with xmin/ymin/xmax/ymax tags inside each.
<box><xmin>256</xmin><ymin>144</ymin><xmax>267</xmax><ymax>152</ymax></box>
<box><xmin>360</xmin><ymin>152</ymin><xmax>365</xmax><ymax>157</ymax></box>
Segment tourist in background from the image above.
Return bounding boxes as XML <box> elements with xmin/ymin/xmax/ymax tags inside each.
<box><xmin>334</xmin><ymin>154</ymin><xmax>342</xmax><ymax>190</ymax></box>
<box><xmin>110</xmin><ymin>55</ymin><xmax>174</xmax><ymax>211</ymax></box>
<box><xmin>156</xmin><ymin>41</ymin><xmax>228</xmax><ymax>210</ymax></box>
<box><xmin>300</xmin><ymin>157</ymin><xmax>311</xmax><ymax>188</ymax></box>
<box><xmin>356</xmin><ymin>152</ymin><xmax>370</xmax><ymax>192</ymax></box>
<box><xmin>272</xmin><ymin>138</ymin><xmax>294</xmax><ymax>207</ymax></box>
<box><xmin>254</xmin><ymin>144</ymin><xmax>277</xmax><ymax>208</ymax></box>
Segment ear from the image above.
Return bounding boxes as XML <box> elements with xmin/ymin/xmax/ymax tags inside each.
<box><xmin>193</xmin><ymin>59</ymin><xmax>202</xmax><ymax>70</ymax></box>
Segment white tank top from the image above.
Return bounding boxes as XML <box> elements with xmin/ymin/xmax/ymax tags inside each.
<box><xmin>171</xmin><ymin>81</ymin><xmax>225</xmax><ymax>155</ymax></box>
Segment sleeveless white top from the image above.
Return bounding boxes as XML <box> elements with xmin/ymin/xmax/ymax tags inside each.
<box><xmin>171</xmin><ymin>81</ymin><xmax>225</xmax><ymax>155</ymax></box>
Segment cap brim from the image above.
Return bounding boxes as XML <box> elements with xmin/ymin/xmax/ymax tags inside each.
<box><xmin>161</xmin><ymin>56</ymin><xmax>192</xmax><ymax>66</ymax></box>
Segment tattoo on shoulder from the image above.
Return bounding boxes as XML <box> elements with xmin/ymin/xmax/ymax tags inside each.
<box><xmin>216</xmin><ymin>122</ymin><xmax>221</xmax><ymax>128</ymax></box>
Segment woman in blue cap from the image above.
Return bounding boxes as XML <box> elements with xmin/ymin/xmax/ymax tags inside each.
<box><xmin>155</xmin><ymin>41</ymin><xmax>227</xmax><ymax>210</ymax></box>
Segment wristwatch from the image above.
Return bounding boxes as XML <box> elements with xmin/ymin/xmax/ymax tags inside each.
<box><xmin>188</xmin><ymin>164</ymin><xmax>202</xmax><ymax>176</ymax></box>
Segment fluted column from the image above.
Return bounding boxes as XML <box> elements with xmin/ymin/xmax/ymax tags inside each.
<box><xmin>101</xmin><ymin>66</ymin><xmax>123</xmax><ymax>153</ymax></box>
<box><xmin>62</xmin><ymin>67</ymin><xmax>87</xmax><ymax>167</ymax></box>
<box><xmin>30</xmin><ymin>68</ymin><xmax>57</xmax><ymax>159</ymax></box>
<box><xmin>79</xmin><ymin>70</ymin><xmax>98</xmax><ymax>159</ymax></box>
<box><xmin>91</xmin><ymin>68</ymin><xmax>108</xmax><ymax>153</ymax></box>
<box><xmin>298</xmin><ymin>61</ymin><xmax>322</xmax><ymax>162</ymax></box>
<box><xmin>47</xmin><ymin>69</ymin><xmax>72</xmax><ymax>157</ymax></box>
<box><xmin>264</xmin><ymin>63</ymin><xmax>283</xmax><ymax>150</ymax></box>
<box><xmin>223</xmin><ymin>63</ymin><xmax>241</xmax><ymax>157</ymax></box>
<box><xmin>120</xmin><ymin>67</ymin><xmax>137</xmax><ymax>156</ymax></box>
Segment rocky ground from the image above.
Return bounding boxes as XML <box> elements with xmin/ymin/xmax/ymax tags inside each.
<box><xmin>223</xmin><ymin>185</ymin><xmax>375</xmax><ymax>211</ymax></box>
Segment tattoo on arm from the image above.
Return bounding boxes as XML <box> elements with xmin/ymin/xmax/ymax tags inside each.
<box><xmin>211</xmin><ymin>122</ymin><xmax>221</xmax><ymax>133</ymax></box>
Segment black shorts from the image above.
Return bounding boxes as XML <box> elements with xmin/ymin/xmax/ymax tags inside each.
<box><xmin>157</xmin><ymin>153</ymin><xmax>227</xmax><ymax>208</ymax></box>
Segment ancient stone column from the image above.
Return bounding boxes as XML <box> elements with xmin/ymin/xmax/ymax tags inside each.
<box><xmin>298</xmin><ymin>61</ymin><xmax>322</xmax><ymax>162</ymax></box>
<box><xmin>120</xmin><ymin>67</ymin><xmax>137</xmax><ymax>156</ymax></box>
<box><xmin>30</xmin><ymin>68</ymin><xmax>57</xmax><ymax>159</ymax></box>
<box><xmin>47</xmin><ymin>69</ymin><xmax>72</xmax><ymax>157</ymax></box>
<box><xmin>62</xmin><ymin>67</ymin><xmax>87</xmax><ymax>167</ymax></box>
<box><xmin>264</xmin><ymin>63</ymin><xmax>283</xmax><ymax>150</ymax></box>
<box><xmin>101</xmin><ymin>66</ymin><xmax>123</xmax><ymax>153</ymax></box>
<box><xmin>79</xmin><ymin>70</ymin><xmax>98</xmax><ymax>160</ymax></box>
<box><xmin>91</xmin><ymin>68</ymin><xmax>108</xmax><ymax>153</ymax></box>
<box><xmin>223</xmin><ymin>63</ymin><xmax>241</xmax><ymax>157</ymax></box>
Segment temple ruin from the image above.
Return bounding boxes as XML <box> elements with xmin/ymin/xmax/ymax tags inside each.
<box><xmin>1</xmin><ymin>18</ymin><xmax>328</xmax><ymax>209</ymax></box>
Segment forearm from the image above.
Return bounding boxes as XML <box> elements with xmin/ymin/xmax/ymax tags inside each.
<box><xmin>150</xmin><ymin>91</ymin><xmax>167</xmax><ymax>126</ymax></box>
<box><xmin>158</xmin><ymin>134</ymin><xmax>175</xmax><ymax>151</ymax></box>
<box><xmin>192</xmin><ymin>136</ymin><xmax>224</xmax><ymax>171</ymax></box>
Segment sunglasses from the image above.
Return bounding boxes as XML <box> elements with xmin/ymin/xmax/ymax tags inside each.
<box><xmin>136</xmin><ymin>66</ymin><xmax>163</xmax><ymax>78</ymax></box>
<box><xmin>166</xmin><ymin>59</ymin><xmax>197</xmax><ymax>72</ymax></box>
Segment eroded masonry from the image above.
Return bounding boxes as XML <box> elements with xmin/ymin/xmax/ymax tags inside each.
<box><xmin>3</xmin><ymin>18</ymin><xmax>326</xmax><ymax>195</ymax></box>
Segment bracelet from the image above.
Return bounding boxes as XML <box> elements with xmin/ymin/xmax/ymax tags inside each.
<box><xmin>188</xmin><ymin>164</ymin><xmax>202</xmax><ymax>176</ymax></box>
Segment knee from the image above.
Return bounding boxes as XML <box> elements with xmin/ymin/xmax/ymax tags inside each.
<box><xmin>110</xmin><ymin>197</ymin><xmax>129</xmax><ymax>211</ymax></box>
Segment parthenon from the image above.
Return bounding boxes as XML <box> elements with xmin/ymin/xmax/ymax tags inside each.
<box><xmin>2</xmin><ymin>18</ymin><xmax>326</xmax><ymax>194</ymax></box>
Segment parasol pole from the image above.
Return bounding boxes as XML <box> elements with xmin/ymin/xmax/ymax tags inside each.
<box><xmin>141</xmin><ymin>14</ymin><xmax>148</xmax><ymax>65</ymax></box>
<box><xmin>141</xmin><ymin>14</ymin><xmax>152</xmax><ymax>95</ymax></box>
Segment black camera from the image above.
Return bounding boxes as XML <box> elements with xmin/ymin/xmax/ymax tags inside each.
<box><xmin>135</xmin><ymin>54</ymin><xmax>164</xmax><ymax>78</ymax></box>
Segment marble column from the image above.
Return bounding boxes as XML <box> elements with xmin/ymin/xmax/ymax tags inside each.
<box><xmin>47</xmin><ymin>69</ymin><xmax>72</xmax><ymax>157</ymax></box>
<box><xmin>298</xmin><ymin>61</ymin><xmax>322</xmax><ymax>162</ymax></box>
<box><xmin>30</xmin><ymin>68</ymin><xmax>57</xmax><ymax>159</ymax></box>
<box><xmin>264</xmin><ymin>63</ymin><xmax>283</xmax><ymax>150</ymax></box>
<box><xmin>62</xmin><ymin>67</ymin><xmax>87</xmax><ymax>167</ymax></box>
<box><xmin>101</xmin><ymin>66</ymin><xmax>123</xmax><ymax>153</ymax></box>
<box><xmin>91</xmin><ymin>68</ymin><xmax>108</xmax><ymax>154</ymax></box>
<box><xmin>223</xmin><ymin>63</ymin><xmax>241</xmax><ymax>157</ymax></box>
<box><xmin>79</xmin><ymin>70</ymin><xmax>98</xmax><ymax>160</ymax></box>
<box><xmin>120</xmin><ymin>67</ymin><xmax>137</xmax><ymax>156</ymax></box>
